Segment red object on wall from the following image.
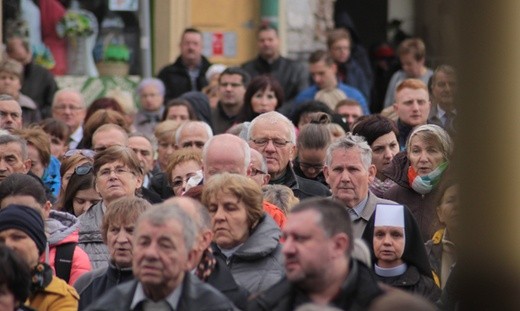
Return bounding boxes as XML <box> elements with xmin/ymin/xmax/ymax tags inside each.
<box><xmin>212</xmin><ymin>32</ymin><xmax>223</xmax><ymax>56</ymax></box>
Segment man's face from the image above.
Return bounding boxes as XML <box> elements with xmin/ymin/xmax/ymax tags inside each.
<box><xmin>330</xmin><ymin>38</ymin><xmax>351</xmax><ymax>63</ymax></box>
<box><xmin>370</xmin><ymin>132</ymin><xmax>399</xmax><ymax>179</ymax></box>
<box><xmin>165</xmin><ymin>106</ymin><xmax>190</xmax><ymax>123</ymax></box>
<box><xmin>336</xmin><ymin>105</ymin><xmax>363</xmax><ymax>128</ymax></box>
<box><xmin>133</xmin><ymin>219</ymin><xmax>191</xmax><ymax>291</ymax></box>
<box><xmin>107</xmin><ymin>221</ymin><xmax>134</xmax><ymax>268</ymax></box>
<box><xmin>0</xmin><ymin>228</ymin><xmax>40</xmax><ymax>268</ymax></box>
<box><xmin>0</xmin><ymin>142</ymin><xmax>30</xmax><ymax>181</ymax></box>
<box><xmin>0</xmin><ymin>72</ymin><xmax>21</xmax><ymax>97</ymax></box>
<box><xmin>128</xmin><ymin>136</ymin><xmax>155</xmax><ymax>175</ymax></box>
<box><xmin>180</xmin><ymin>32</ymin><xmax>203</xmax><ymax>65</ymax></box>
<box><xmin>139</xmin><ymin>85</ymin><xmax>164</xmax><ymax>112</ymax></box>
<box><xmin>323</xmin><ymin>148</ymin><xmax>375</xmax><ymax>208</ymax></box>
<box><xmin>176</xmin><ymin>125</ymin><xmax>209</xmax><ymax>150</ymax></box>
<box><xmin>6</xmin><ymin>37</ymin><xmax>30</xmax><ymax>63</ymax></box>
<box><xmin>309</xmin><ymin>60</ymin><xmax>337</xmax><ymax>90</ymax></box>
<box><xmin>249</xmin><ymin>120</ymin><xmax>295</xmax><ymax>180</ymax></box>
<box><xmin>432</xmin><ymin>71</ymin><xmax>457</xmax><ymax>110</ymax></box>
<box><xmin>203</xmin><ymin>142</ymin><xmax>247</xmax><ymax>180</ymax></box>
<box><xmin>393</xmin><ymin>87</ymin><xmax>430</xmax><ymax>127</ymax></box>
<box><xmin>373</xmin><ymin>226</ymin><xmax>405</xmax><ymax>268</ymax></box>
<box><xmin>282</xmin><ymin>210</ymin><xmax>336</xmax><ymax>286</ymax></box>
<box><xmin>257</xmin><ymin>29</ymin><xmax>280</xmax><ymax>60</ymax></box>
<box><xmin>0</xmin><ymin>100</ymin><xmax>22</xmax><ymax>132</ymax></box>
<box><xmin>399</xmin><ymin>53</ymin><xmax>424</xmax><ymax>78</ymax></box>
<box><xmin>52</xmin><ymin>91</ymin><xmax>86</xmax><ymax>131</ymax></box>
<box><xmin>91</xmin><ymin>129</ymin><xmax>127</xmax><ymax>153</ymax></box>
<box><xmin>218</xmin><ymin>74</ymin><xmax>246</xmax><ymax>109</ymax></box>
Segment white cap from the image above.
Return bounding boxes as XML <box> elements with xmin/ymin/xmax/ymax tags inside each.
<box><xmin>205</xmin><ymin>64</ymin><xmax>227</xmax><ymax>81</ymax></box>
<box><xmin>374</xmin><ymin>204</ymin><xmax>405</xmax><ymax>227</ymax></box>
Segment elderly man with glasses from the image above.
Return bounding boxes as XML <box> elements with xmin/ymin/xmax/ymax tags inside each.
<box><xmin>248</xmin><ymin>111</ymin><xmax>331</xmax><ymax>200</ymax></box>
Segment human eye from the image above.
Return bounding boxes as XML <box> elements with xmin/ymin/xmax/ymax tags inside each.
<box><xmin>332</xmin><ymin>166</ymin><xmax>343</xmax><ymax>173</ymax></box>
<box><xmin>74</xmin><ymin>197</ymin><xmax>86</xmax><ymax>205</ymax></box>
<box><xmin>390</xmin><ymin>142</ymin><xmax>398</xmax><ymax>150</ymax></box>
<box><xmin>0</xmin><ymin>111</ymin><xmax>7</xmax><ymax>118</ymax></box>
<box><xmin>171</xmin><ymin>179</ymin><xmax>183</xmax><ymax>188</ymax></box>
<box><xmin>11</xmin><ymin>113</ymin><xmax>20</xmax><ymax>119</ymax></box>
<box><xmin>372</xmin><ymin>146</ymin><xmax>384</xmax><ymax>154</ymax></box>
<box><xmin>253</xmin><ymin>138</ymin><xmax>268</xmax><ymax>146</ymax></box>
<box><xmin>391</xmin><ymin>231</ymin><xmax>403</xmax><ymax>238</ymax></box>
<box><xmin>125</xmin><ymin>226</ymin><xmax>134</xmax><ymax>235</ymax></box>
<box><xmin>224</xmin><ymin>203</ymin><xmax>238</xmax><ymax>212</ymax></box>
<box><xmin>208</xmin><ymin>204</ymin><xmax>218</xmax><ymax>214</ymax></box>
<box><xmin>115</xmin><ymin>167</ymin><xmax>128</xmax><ymax>174</ymax></box>
<box><xmin>137</xmin><ymin>237</ymin><xmax>150</xmax><ymax>246</ymax></box>
<box><xmin>100</xmin><ymin>169</ymin><xmax>111</xmax><ymax>176</ymax></box>
<box><xmin>273</xmin><ymin>139</ymin><xmax>287</xmax><ymax>147</ymax></box>
<box><xmin>110</xmin><ymin>226</ymin><xmax>120</xmax><ymax>234</ymax></box>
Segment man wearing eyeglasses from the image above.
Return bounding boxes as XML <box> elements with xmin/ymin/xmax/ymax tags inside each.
<box><xmin>211</xmin><ymin>67</ymin><xmax>250</xmax><ymax>134</ymax></box>
<box><xmin>52</xmin><ymin>89</ymin><xmax>86</xmax><ymax>150</ymax></box>
<box><xmin>248</xmin><ymin>111</ymin><xmax>331</xmax><ymax>200</ymax></box>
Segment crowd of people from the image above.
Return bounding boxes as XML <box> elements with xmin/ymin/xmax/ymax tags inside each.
<box><xmin>0</xmin><ymin>24</ymin><xmax>459</xmax><ymax>311</ymax></box>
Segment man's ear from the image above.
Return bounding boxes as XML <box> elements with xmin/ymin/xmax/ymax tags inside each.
<box><xmin>331</xmin><ymin>232</ymin><xmax>350</xmax><ymax>258</ymax></box>
<box><xmin>368</xmin><ymin>164</ymin><xmax>376</xmax><ymax>183</ymax></box>
<box><xmin>262</xmin><ymin>173</ymin><xmax>271</xmax><ymax>186</ymax></box>
<box><xmin>43</xmin><ymin>201</ymin><xmax>52</xmax><ymax>219</ymax></box>
<box><xmin>22</xmin><ymin>159</ymin><xmax>31</xmax><ymax>174</ymax></box>
<box><xmin>186</xmin><ymin>248</ymin><xmax>198</xmax><ymax>271</ymax></box>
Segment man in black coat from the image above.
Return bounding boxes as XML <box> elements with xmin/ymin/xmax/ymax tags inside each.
<box><xmin>248</xmin><ymin>198</ymin><xmax>384</xmax><ymax>310</ymax></box>
<box><xmin>157</xmin><ymin>28</ymin><xmax>212</xmax><ymax>102</ymax></box>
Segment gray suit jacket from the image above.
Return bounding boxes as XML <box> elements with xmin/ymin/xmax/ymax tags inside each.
<box><xmin>351</xmin><ymin>191</ymin><xmax>397</xmax><ymax>239</ymax></box>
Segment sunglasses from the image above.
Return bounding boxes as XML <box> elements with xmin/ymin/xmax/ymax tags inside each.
<box><xmin>63</xmin><ymin>149</ymin><xmax>96</xmax><ymax>159</ymax></box>
<box><xmin>75</xmin><ymin>164</ymin><xmax>93</xmax><ymax>176</ymax></box>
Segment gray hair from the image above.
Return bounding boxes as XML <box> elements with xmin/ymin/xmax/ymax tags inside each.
<box><xmin>137</xmin><ymin>204</ymin><xmax>198</xmax><ymax>252</ymax></box>
<box><xmin>52</xmin><ymin>89</ymin><xmax>86</xmax><ymax>108</ymax></box>
<box><xmin>202</xmin><ymin>134</ymin><xmax>251</xmax><ymax>172</ymax></box>
<box><xmin>247</xmin><ymin>111</ymin><xmax>296</xmax><ymax>144</ymax></box>
<box><xmin>251</xmin><ymin>149</ymin><xmax>268</xmax><ymax>173</ymax></box>
<box><xmin>128</xmin><ymin>132</ymin><xmax>158</xmax><ymax>152</ymax></box>
<box><xmin>325</xmin><ymin>133</ymin><xmax>372</xmax><ymax>169</ymax></box>
<box><xmin>136</xmin><ymin>78</ymin><xmax>165</xmax><ymax>97</ymax></box>
<box><xmin>406</xmin><ymin>124</ymin><xmax>453</xmax><ymax>160</ymax></box>
<box><xmin>0</xmin><ymin>134</ymin><xmax>28</xmax><ymax>159</ymax></box>
<box><xmin>0</xmin><ymin>94</ymin><xmax>16</xmax><ymax>102</ymax></box>
<box><xmin>175</xmin><ymin>121</ymin><xmax>213</xmax><ymax>145</ymax></box>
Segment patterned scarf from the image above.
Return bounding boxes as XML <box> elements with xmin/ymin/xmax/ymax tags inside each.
<box><xmin>195</xmin><ymin>248</ymin><xmax>217</xmax><ymax>282</ymax></box>
<box><xmin>408</xmin><ymin>161</ymin><xmax>449</xmax><ymax>194</ymax></box>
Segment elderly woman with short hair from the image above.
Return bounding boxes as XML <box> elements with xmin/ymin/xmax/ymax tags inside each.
<box><xmin>78</xmin><ymin>146</ymin><xmax>144</xmax><ymax>269</ymax></box>
<box><xmin>74</xmin><ymin>197</ymin><xmax>151</xmax><ymax>310</ymax></box>
<box><xmin>383</xmin><ymin>124</ymin><xmax>453</xmax><ymax>241</ymax></box>
<box><xmin>201</xmin><ymin>173</ymin><xmax>283</xmax><ymax>293</ymax></box>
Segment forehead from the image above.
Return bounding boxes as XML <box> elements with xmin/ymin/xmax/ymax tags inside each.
<box><xmin>329</xmin><ymin>148</ymin><xmax>363</xmax><ymax>166</ymax></box>
<box><xmin>0</xmin><ymin>100</ymin><xmax>21</xmax><ymax>112</ymax></box>
<box><xmin>0</xmin><ymin>142</ymin><xmax>23</xmax><ymax>156</ymax></box>
<box><xmin>337</xmin><ymin>104</ymin><xmax>362</xmax><ymax>115</ymax></box>
<box><xmin>285</xmin><ymin>209</ymin><xmax>321</xmax><ymax>233</ymax></box>
<box><xmin>140</xmin><ymin>84</ymin><xmax>160</xmax><ymax>94</ymax></box>
<box><xmin>332</xmin><ymin>38</ymin><xmax>350</xmax><ymax>47</ymax></box>
<box><xmin>55</xmin><ymin>92</ymin><xmax>82</xmax><ymax>106</ymax></box>
<box><xmin>0</xmin><ymin>71</ymin><xmax>19</xmax><ymax>78</ymax></box>
<box><xmin>1</xmin><ymin>195</ymin><xmax>42</xmax><ymax>209</ymax></box>
<box><xmin>220</xmin><ymin>74</ymin><xmax>243</xmax><ymax>83</ymax></box>
<box><xmin>396</xmin><ymin>88</ymin><xmax>429</xmax><ymax>102</ymax></box>
<box><xmin>179</xmin><ymin>125</ymin><xmax>208</xmax><ymax>142</ymax></box>
<box><xmin>182</xmin><ymin>32</ymin><xmax>202</xmax><ymax>43</ymax></box>
<box><xmin>136</xmin><ymin>219</ymin><xmax>183</xmax><ymax>240</ymax></box>
<box><xmin>251</xmin><ymin>118</ymin><xmax>291</xmax><ymax>138</ymax></box>
<box><xmin>168</xmin><ymin>105</ymin><xmax>189</xmax><ymax>114</ymax></box>
<box><xmin>258</xmin><ymin>29</ymin><xmax>278</xmax><ymax>39</ymax></box>
<box><xmin>434</xmin><ymin>71</ymin><xmax>456</xmax><ymax>83</ymax></box>
<box><xmin>309</xmin><ymin>61</ymin><xmax>330</xmax><ymax>72</ymax></box>
<box><xmin>99</xmin><ymin>160</ymin><xmax>126</xmax><ymax>169</ymax></box>
<box><xmin>93</xmin><ymin>129</ymin><xmax>127</xmax><ymax>145</ymax></box>
<box><xmin>206</xmin><ymin>143</ymin><xmax>244</xmax><ymax>166</ymax></box>
<box><xmin>374</xmin><ymin>226</ymin><xmax>404</xmax><ymax>233</ymax></box>
<box><xmin>128</xmin><ymin>136</ymin><xmax>152</xmax><ymax>151</ymax></box>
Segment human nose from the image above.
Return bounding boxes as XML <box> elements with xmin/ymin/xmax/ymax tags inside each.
<box><xmin>281</xmin><ymin>236</ymin><xmax>295</xmax><ymax>255</ymax></box>
<box><xmin>383</xmin><ymin>147</ymin><xmax>393</xmax><ymax>160</ymax></box>
<box><xmin>340</xmin><ymin>170</ymin><xmax>351</xmax><ymax>182</ymax></box>
<box><xmin>212</xmin><ymin>206</ymin><xmax>226</xmax><ymax>222</ymax></box>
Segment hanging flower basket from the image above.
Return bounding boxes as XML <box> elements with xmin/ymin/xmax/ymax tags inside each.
<box><xmin>96</xmin><ymin>34</ymin><xmax>130</xmax><ymax>76</ymax></box>
<box><xmin>57</xmin><ymin>12</ymin><xmax>94</xmax><ymax>38</ymax></box>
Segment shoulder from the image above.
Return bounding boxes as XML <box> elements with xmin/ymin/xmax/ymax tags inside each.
<box><xmin>85</xmin><ymin>281</ymin><xmax>136</xmax><ymax>310</ymax></box>
<box><xmin>247</xmin><ymin>278</ymin><xmax>294</xmax><ymax>311</ymax></box>
<box><xmin>74</xmin><ymin>267</ymin><xmax>107</xmax><ymax>294</ymax></box>
<box><xmin>295</xmin><ymin>175</ymin><xmax>331</xmax><ymax>196</ymax></box>
<box><xmin>181</xmin><ymin>274</ymin><xmax>235</xmax><ymax>310</ymax></box>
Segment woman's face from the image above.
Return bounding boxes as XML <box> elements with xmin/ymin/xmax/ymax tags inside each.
<box><xmin>139</xmin><ymin>85</ymin><xmax>164</xmax><ymax>112</ymax></box>
<box><xmin>157</xmin><ymin>138</ymin><xmax>176</xmax><ymax>170</ymax></box>
<box><xmin>73</xmin><ymin>187</ymin><xmax>101</xmax><ymax>216</ymax></box>
<box><xmin>437</xmin><ymin>185</ymin><xmax>459</xmax><ymax>231</ymax></box>
<box><xmin>373</xmin><ymin>226</ymin><xmax>405</xmax><ymax>268</ymax></box>
<box><xmin>251</xmin><ymin>86</ymin><xmax>278</xmax><ymax>114</ymax></box>
<box><xmin>106</xmin><ymin>221</ymin><xmax>134</xmax><ymax>268</ymax></box>
<box><xmin>95</xmin><ymin>160</ymin><xmax>143</xmax><ymax>204</ymax></box>
<box><xmin>371</xmin><ymin>132</ymin><xmax>399</xmax><ymax>178</ymax></box>
<box><xmin>207</xmin><ymin>191</ymin><xmax>249</xmax><ymax>249</ymax></box>
<box><xmin>61</xmin><ymin>160</ymin><xmax>89</xmax><ymax>193</ymax></box>
<box><xmin>408</xmin><ymin>135</ymin><xmax>445</xmax><ymax>176</ymax></box>
<box><xmin>166</xmin><ymin>106</ymin><xmax>190</xmax><ymax>122</ymax></box>
<box><xmin>297</xmin><ymin>148</ymin><xmax>326</xmax><ymax>179</ymax></box>
<box><xmin>27</xmin><ymin>145</ymin><xmax>45</xmax><ymax>178</ymax></box>
<box><xmin>170</xmin><ymin>160</ymin><xmax>202</xmax><ymax>196</ymax></box>
<box><xmin>0</xmin><ymin>285</ymin><xmax>16</xmax><ymax>311</ymax></box>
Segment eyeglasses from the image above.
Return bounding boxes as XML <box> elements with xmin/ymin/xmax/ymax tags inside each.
<box><xmin>75</xmin><ymin>164</ymin><xmax>93</xmax><ymax>175</ymax></box>
<box><xmin>250</xmin><ymin>167</ymin><xmax>268</xmax><ymax>176</ymax></box>
<box><xmin>299</xmin><ymin>162</ymin><xmax>324</xmax><ymax>171</ymax></box>
<box><xmin>53</xmin><ymin>105</ymin><xmax>84</xmax><ymax>111</ymax></box>
<box><xmin>250</xmin><ymin>138</ymin><xmax>292</xmax><ymax>148</ymax></box>
<box><xmin>98</xmin><ymin>166</ymin><xmax>133</xmax><ymax>178</ymax></box>
<box><xmin>171</xmin><ymin>173</ymin><xmax>197</xmax><ymax>189</ymax></box>
<box><xmin>63</xmin><ymin>149</ymin><xmax>96</xmax><ymax>159</ymax></box>
<box><xmin>181</xmin><ymin>141</ymin><xmax>205</xmax><ymax>149</ymax></box>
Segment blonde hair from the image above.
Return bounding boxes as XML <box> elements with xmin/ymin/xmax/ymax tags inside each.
<box><xmin>154</xmin><ymin>120</ymin><xmax>182</xmax><ymax>143</ymax></box>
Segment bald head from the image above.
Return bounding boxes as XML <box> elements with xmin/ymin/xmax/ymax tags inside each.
<box><xmin>202</xmin><ymin>134</ymin><xmax>251</xmax><ymax>180</ymax></box>
<box><xmin>175</xmin><ymin>121</ymin><xmax>213</xmax><ymax>150</ymax></box>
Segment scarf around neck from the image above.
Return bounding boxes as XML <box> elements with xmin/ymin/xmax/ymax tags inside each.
<box><xmin>408</xmin><ymin>161</ymin><xmax>448</xmax><ymax>194</ymax></box>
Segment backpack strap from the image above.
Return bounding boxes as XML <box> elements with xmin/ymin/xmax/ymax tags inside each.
<box><xmin>55</xmin><ymin>242</ymin><xmax>77</xmax><ymax>283</ymax></box>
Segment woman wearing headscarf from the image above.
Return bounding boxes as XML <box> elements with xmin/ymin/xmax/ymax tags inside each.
<box><xmin>362</xmin><ymin>204</ymin><xmax>441</xmax><ymax>302</ymax></box>
<box><xmin>383</xmin><ymin>124</ymin><xmax>453</xmax><ymax>241</ymax></box>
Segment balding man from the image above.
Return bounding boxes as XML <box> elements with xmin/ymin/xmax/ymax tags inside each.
<box><xmin>163</xmin><ymin>197</ymin><xmax>248</xmax><ymax>309</ymax></box>
<box><xmin>52</xmin><ymin>89</ymin><xmax>86</xmax><ymax>149</ymax></box>
<box><xmin>91</xmin><ymin>124</ymin><xmax>129</xmax><ymax>153</ymax></box>
<box><xmin>0</xmin><ymin>94</ymin><xmax>23</xmax><ymax>133</ymax></box>
<box><xmin>248</xmin><ymin>111</ymin><xmax>331</xmax><ymax>200</ymax></box>
<box><xmin>175</xmin><ymin>121</ymin><xmax>213</xmax><ymax>150</ymax></box>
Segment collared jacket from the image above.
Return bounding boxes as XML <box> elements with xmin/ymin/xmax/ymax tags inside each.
<box><xmin>207</xmin><ymin>256</ymin><xmax>249</xmax><ymax>310</ymax></box>
<box><xmin>27</xmin><ymin>269</ymin><xmax>79</xmax><ymax>311</ymax></box>
<box><xmin>242</xmin><ymin>55</ymin><xmax>308</xmax><ymax>103</ymax></box>
<box><xmin>382</xmin><ymin>152</ymin><xmax>442</xmax><ymax>241</ymax></box>
<box><xmin>157</xmin><ymin>56</ymin><xmax>212</xmax><ymax>102</ymax></box>
<box><xmin>78</xmin><ymin>202</ymin><xmax>109</xmax><ymax>270</ymax></box>
<box><xmin>272</xmin><ymin>165</ymin><xmax>331</xmax><ymax>200</ymax></box>
<box><xmin>248</xmin><ymin>259</ymin><xmax>384</xmax><ymax>311</ymax></box>
<box><xmin>45</xmin><ymin>210</ymin><xmax>92</xmax><ymax>285</ymax></box>
<box><xmin>212</xmin><ymin>214</ymin><xmax>284</xmax><ymax>294</ymax></box>
<box><xmin>74</xmin><ymin>262</ymin><xmax>134</xmax><ymax>310</ymax></box>
<box><xmin>84</xmin><ymin>273</ymin><xmax>235</xmax><ymax>311</ymax></box>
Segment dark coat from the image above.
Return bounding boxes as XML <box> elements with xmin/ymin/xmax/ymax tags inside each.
<box><xmin>84</xmin><ymin>273</ymin><xmax>235</xmax><ymax>311</ymax></box>
<box><xmin>157</xmin><ymin>56</ymin><xmax>212</xmax><ymax>102</ymax></box>
<box><xmin>272</xmin><ymin>165</ymin><xmax>331</xmax><ymax>200</ymax></box>
<box><xmin>248</xmin><ymin>259</ymin><xmax>384</xmax><ymax>311</ymax></box>
<box><xmin>74</xmin><ymin>263</ymin><xmax>134</xmax><ymax>310</ymax></box>
<box><xmin>21</xmin><ymin>61</ymin><xmax>58</xmax><ymax>118</ymax></box>
<box><xmin>207</xmin><ymin>256</ymin><xmax>249</xmax><ymax>310</ymax></box>
<box><xmin>382</xmin><ymin>152</ymin><xmax>442</xmax><ymax>241</ymax></box>
<box><xmin>242</xmin><ymin>56</ymin><xmax>308</xmax><ymax>104</ymax></box>
<box><xmin>375</xmin><ymin>265</ymin><xmax>441</xmax><ymax>302</ymax></box>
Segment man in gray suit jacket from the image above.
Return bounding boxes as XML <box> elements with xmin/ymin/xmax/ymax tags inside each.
<box><xmin>323</xmin><ymin>133</ymin><xmax>397</xmax><ymax>238</ymax></box>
